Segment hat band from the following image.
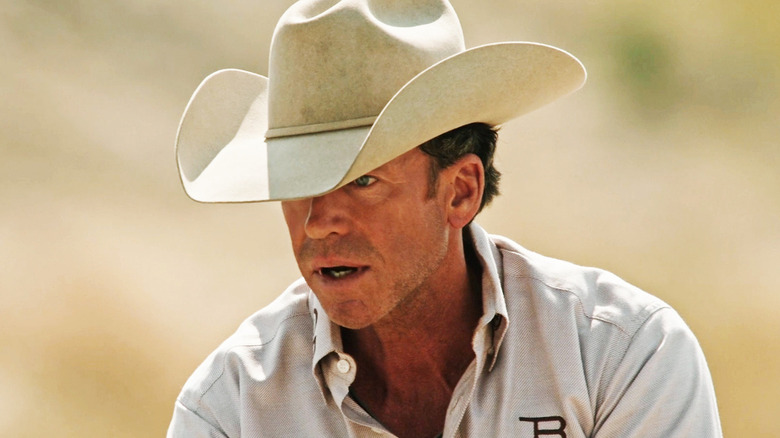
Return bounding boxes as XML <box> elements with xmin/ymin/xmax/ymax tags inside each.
<box><xmin>265</xmin><ymin>115</ymin><xmax>377</xmax><ymax>139</ymax></box>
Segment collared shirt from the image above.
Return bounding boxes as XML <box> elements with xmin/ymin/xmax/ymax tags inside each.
<box><xmin>168</xmin><ymin>223</ymin><xmax>722</xmax><ymax>437</ymax></box>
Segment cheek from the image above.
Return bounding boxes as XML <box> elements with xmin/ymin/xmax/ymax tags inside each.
<box><xmin>387</xmin><ymin>203</ymin><xmax>448</xmax><ymax>259</ymax></box>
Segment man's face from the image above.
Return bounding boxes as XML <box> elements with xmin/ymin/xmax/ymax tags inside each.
<box><xmin>281</xmin><ymin>148</ymin><xmax>453</xmax><ymax>329</ymax></box>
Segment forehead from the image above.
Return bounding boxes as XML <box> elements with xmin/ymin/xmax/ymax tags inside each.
<box><xmin>372</xmin><ymin>147</ymin><xmax>431</xmax><ymax>177</ymax></box>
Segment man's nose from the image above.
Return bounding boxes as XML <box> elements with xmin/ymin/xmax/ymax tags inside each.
<box><xmin>303</xmin><ymin>193</ymin><xmax>349</xmax><ymax>239</ymax></box>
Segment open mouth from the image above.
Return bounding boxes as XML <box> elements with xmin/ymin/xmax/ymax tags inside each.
<box><xmin>319</xmin><ymin>266</ymin><xmax>361</xmax><ymax>279</ymax></box>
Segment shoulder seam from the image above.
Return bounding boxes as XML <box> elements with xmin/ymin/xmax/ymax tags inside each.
<box><xmin>612</xmin><ymin>305</ymin><xmax>676</xmax><ymax>369</ymax></box>
<box><xmin>499</xmin><ymin>247</ymin><xmax>671</xmax><ymax>338</ymax></box>
<box><xmin>498</xmin><ymin>247</ymin><xmax>670</xmax><ymax>338</ymax></box>
<box><xmin>517</xmin><ymin>273</ymin><xmax>669</xmax><ymax>337</ymax></box>
<box><xmin>191</xmin><ymin>310</ymin><xmax>312</xmax><ymax>406</ymax></box>
<box><xmin>173</xmin><ymin>399</ymin><xmax>229</xmax><ymax>437</ymax></box>
<box><xmin>525</xmin><ymin>274</ymin><xmax>641</xmax><ymax>336</ymax></box>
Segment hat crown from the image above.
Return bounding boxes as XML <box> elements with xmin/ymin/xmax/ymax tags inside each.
<box><xmin>267</xmin><ymin>0</ymin><xmax>465</xmax><ymax>137</ymax></box>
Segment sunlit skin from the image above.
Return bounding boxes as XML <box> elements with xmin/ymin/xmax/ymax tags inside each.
<box><xmin>281</xmin><ymin>147</ymin><xmax>485</xmax><ymax>438</ymax></box>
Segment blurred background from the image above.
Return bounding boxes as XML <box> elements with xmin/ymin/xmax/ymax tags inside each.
<box><xmin>1</xmin><ymin>0</ymin><xmax>777</xmax><ymax>436</ymax></box>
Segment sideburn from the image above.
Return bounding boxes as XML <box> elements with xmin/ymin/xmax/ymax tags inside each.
<box><xmin>425</xmin><ymin>157</ymin><xmax>441</xmax><ymax>199</ymax></box>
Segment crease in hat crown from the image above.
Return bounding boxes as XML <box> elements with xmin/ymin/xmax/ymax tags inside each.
<box><xmin>265</xmin><ymin>0</ymin><xmax>465</xmax><ymax>139</ymax></box>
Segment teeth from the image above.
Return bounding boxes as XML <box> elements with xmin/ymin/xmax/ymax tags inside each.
<box><xmin>322</xmin><ymin>267</ymin><xmax>358</xmax><ymax>278</ymax></box>
<box><xmin>331</xmin><ymin>269</ymin><xmax>351</xmax><ymax>278</ymax></box>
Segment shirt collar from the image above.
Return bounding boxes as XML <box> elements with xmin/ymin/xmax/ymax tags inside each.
<box><xmin>466</xmin><ymin>222</ymin><xmax>509</xmax><ymax>371</ymax></box>
<box><xmin>310</xmin><ymin>295</ymin><xmax>342</xmax><ymax>364</ymax></box>
<box><xmin>309</xmin><ymin>294</ymin><xmax>344</xmax><ymax>397</ymax></box>
<box><xmin>308</xmin><ymin>221</ymin><xmax>510</xmax><ymax>397</ymax></box>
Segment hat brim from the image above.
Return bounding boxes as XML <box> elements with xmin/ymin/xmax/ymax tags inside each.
<box><xmin>176</xmin><ymin>42</ymin><xmax>586</xmax><ymax>203</ymax></box>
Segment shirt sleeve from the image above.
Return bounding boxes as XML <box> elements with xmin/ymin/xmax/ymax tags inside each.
<box><xmin>167</xmin><ymin>400</ymin><xmax>229</xmax><ymax>438</ymax></box>
<box><xmin>593</xmin><ymin>307</ymin><xmax>722</xmax><ymax>437</ymax></box>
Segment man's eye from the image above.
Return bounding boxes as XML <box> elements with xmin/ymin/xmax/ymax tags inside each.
<box><xmin>353</xmin><ymin>175</ymin><xmax>377</xmax><ymax>187</ymax></box>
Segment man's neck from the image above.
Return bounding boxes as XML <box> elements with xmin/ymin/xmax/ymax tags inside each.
<box><xmin>341</xmin><ymin>234</ymin><xmax>483</xmax><ymax>437</ymax></box>
<box><xmin>342</xmin><ymin>279</ymin><xmax>481</xmax><ymax>386</ymax></box>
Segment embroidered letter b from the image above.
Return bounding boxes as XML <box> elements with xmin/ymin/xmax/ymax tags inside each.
<box><xmin>518</xmin><ymin>416</ymin><xmax>567</xmax><ymax>437</ymax></box>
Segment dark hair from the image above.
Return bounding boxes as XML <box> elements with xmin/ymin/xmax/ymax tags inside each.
<box><xmin>419</xmin><ymin>122</ymin><xmax>501</xmax><ymax>213</ymax></box>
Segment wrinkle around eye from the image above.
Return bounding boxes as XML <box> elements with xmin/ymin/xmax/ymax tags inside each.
<box><xmin>344</xmin><ymin>175</ymin><xmax>389</xmax><ymax>204</ymax></box>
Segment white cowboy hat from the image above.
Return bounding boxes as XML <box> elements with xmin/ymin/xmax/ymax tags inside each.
<box><xmin>176</xmin><ymin>0</ymin><xmax>586</xmax><ymax>203</ymax></box>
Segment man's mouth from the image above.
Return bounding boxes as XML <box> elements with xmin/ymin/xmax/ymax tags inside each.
<box><xmin>319</xmin><ymin>266</ymin><xmax>360</xmax><ymax>279</ymax></box>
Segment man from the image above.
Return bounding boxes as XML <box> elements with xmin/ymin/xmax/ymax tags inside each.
<box><xmin>169</xmin><ymin>0</ymin><xmax>722</xmax><ymax>437</ymax></box>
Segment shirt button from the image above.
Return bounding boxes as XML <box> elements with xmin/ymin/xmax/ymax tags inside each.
<box><xmin>337</xmin><ymin>358</ymin><xmax>351</xmax><ymax>374</ymax></box>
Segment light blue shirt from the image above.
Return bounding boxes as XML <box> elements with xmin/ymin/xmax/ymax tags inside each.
<box><xmin>168</xmin><ymin>223</ymin><xmax>722</xmax><ymax>437</ymax></box>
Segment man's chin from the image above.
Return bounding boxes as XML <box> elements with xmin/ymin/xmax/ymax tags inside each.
<box><xmin>322</xmin><ymin>300</ymin><xmax>381</xmax><ymax>330</ymax></box>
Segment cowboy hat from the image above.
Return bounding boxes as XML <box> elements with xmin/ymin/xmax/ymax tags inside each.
<box><xmin>176</xmin><ymin>0</ymin><xmax>586</xmax><ymax>203</ymax></box>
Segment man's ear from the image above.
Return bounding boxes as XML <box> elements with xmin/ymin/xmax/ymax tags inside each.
<box><xmin>444</xmin><ymin>154</ymin><xmax>484</xmax><ymax>229</ymax></box>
